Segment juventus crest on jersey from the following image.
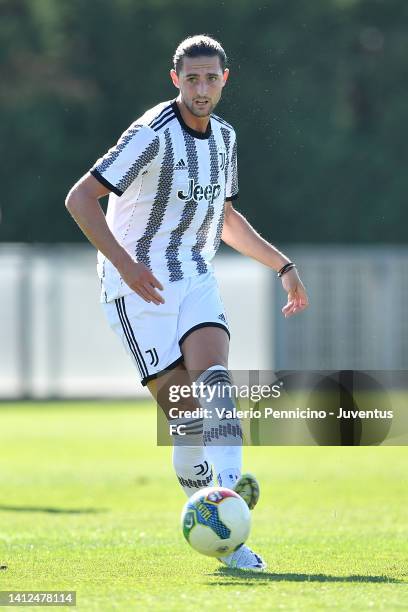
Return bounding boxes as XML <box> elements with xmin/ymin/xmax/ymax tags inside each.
<box><xmin>90</xmin><ymin>99</ymin><xmax>238</xmax><ymax>302</ymax></box>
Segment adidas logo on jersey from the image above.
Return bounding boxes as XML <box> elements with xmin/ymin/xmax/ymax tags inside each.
<box><xmin>178</xmin><ymin>178</ymin><xmax>222</xmax><ymax>205</ymax></box>
<box><xmin>174</xmin><ymin>158</ymin><xmax>187</xmax><ymax>170</ymax></box>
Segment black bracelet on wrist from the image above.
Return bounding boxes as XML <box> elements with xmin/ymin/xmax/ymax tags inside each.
<box><xmin>277</xmin><ymin>262</ymin><xmax>296</xmax><ymax>277</ymax></box>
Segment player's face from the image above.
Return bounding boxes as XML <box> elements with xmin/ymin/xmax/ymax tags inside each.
<box><xmin>170</xmin><ymin>55</ymin><xmax>229</xmax><ymax>117</ymax></box>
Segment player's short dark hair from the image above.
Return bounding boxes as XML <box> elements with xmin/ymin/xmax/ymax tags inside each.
<box><xmin>173</xmin><ymin>35</ymin><xmax>227</xmax><ymax>75</ymax></box>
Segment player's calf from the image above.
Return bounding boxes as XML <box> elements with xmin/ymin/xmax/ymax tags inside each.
<box><xmin>171</xmin><ymin>416</ymin><xmax>214</xmax><ymax>497</ymax></box>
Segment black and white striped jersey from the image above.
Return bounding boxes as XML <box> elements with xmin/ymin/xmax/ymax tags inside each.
<box><xmin>90</xmin><ymin>99</ymin><xmax>238</xmax><ymax>303</ymax></box>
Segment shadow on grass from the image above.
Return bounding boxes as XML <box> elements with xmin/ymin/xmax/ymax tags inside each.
<box><xmin>209</xmin><ymin>568</ymin><xmax>400</xmax><ymax>584</ymax></box>
<box><xmin>0</xmin><ymin>505</ymin><xmax>106</xmax><ymax>514</ymax></box>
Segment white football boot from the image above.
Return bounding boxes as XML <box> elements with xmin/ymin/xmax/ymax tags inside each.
<box><xmin>219</xmin><ymin>473</ymin><xmax>266</xmax><ymax>570</ymax></box>
<box><xmin>219</xmin><ymin>544</ymin><xmax>267</xmax><ymax>571</ymax></box>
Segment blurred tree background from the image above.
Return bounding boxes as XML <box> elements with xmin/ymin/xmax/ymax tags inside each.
<box><xmin>1</xmin><ymin>0</ymin><xmax>406</xmax><ymax>244</ymax></box>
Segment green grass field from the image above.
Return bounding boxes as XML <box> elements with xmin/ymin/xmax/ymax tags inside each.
<box><xmin>0</xmin><ymin>402</ymin><xmax>407</xmax><ymax>611</ymax></box>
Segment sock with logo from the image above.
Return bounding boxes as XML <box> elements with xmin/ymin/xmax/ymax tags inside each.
<box><xmin>196</xmin><ymin>366</ymin><xmax>243</xmax><ymax>489</ymax></box>
<box><xmin>171</xmin><ymin>416</ymin><xmax>213</xmax><ymax>497</ymax></box>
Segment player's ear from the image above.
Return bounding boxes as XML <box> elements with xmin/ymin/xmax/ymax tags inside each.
<box><xmin>222</xmin><ymin>68</ymin><xmax>229</xmax><ymax>87</ymax></box>
<box><xmin>170</xmin><ymin>69</ymin><xmax>180</xmax><ymax>89</ymax></box>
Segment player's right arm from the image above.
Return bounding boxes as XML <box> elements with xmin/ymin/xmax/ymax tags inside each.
<box><xmin>65</xmin><ymin>172</ymin><xmax>164</xmax><ymax>304</ymax></box>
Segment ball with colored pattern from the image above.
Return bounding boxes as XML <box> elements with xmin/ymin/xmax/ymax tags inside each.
<box><xmin>181</xmin><ymin>486</ymin><xmax>251</xmax><ymax>557</ymax></box>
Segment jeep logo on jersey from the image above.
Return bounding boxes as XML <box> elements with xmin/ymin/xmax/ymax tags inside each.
<box><xmin>178</xmin><ymin>179</ymin><xmax>222</xmax><ymax>205</ymax></box>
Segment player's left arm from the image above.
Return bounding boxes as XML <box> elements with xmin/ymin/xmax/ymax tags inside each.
<box><xmin>221</xmin><ymin>200</ymin><xmax>308</xmax><ymax>317</ymax></box>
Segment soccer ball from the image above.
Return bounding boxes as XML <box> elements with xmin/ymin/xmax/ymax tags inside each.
<box><xmin>181</xmin><ymin>486</ymin><xmax>251</xmax><ymax>557</ymax></box>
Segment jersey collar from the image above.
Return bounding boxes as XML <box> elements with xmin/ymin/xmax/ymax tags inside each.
<box><xmin>172</xmin><ymin>100</ymin><xmax>212</xmax><ymax>140</ymax></box>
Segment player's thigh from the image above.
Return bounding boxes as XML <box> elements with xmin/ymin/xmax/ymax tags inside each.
<box><xmin>177</xmin><ymin>271</ymin><xmax>230</xmax><ymax>374</ymax></box>
<box><xmin>147</xmin><ymin>362</ymin><xmax>200</xmax><ymax>419</ymax></box>
<box><xmin>180</xmin><ymin>325</ymin><xmax>229</xmax><ymax>374</ymax></box>
<box><xmin>102</xmin><ymin>291</ymin><xmax>181</xmax><ymax>387</ymax></box>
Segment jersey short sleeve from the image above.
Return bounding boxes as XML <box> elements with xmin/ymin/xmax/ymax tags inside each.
<box><xmin>90</xmin><ymin>123</ymin><xmax>160</xmax><ymax>196</ymax></box>
<box><xmin>225</xmin><ymin>131</ymin><xmax>239</xmax><ymax>201</ymax></box>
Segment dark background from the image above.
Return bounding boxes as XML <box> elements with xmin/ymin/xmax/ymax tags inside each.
<box><xmin>1</xmin><ymin>0</ymin><xmax>406</xmax><ymax>244</ymax></box>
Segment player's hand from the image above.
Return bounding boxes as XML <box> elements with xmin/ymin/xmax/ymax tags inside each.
<box><xmin>280</xmin><ymin>268</ymin><xmax>308</xmax><ymax>318</ymax></box>
<box><xmin>119</xmin><ymin>258</ymin><xmax>165</xmax><ymax>305</ymax></box>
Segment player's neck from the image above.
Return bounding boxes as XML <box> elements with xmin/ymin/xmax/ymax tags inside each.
<box><xmin>176</xmin><ymin>97</ymin><xmax>210</xmax><ymax>134</ymax></box>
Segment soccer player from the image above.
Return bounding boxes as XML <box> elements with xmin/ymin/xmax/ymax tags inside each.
<box><xmin>65</xmin><ymin>34</ymin><xmax>308</xmax><ymax>571</ymax></box>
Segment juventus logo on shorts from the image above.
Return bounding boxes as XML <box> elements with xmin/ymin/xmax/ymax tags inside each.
<box><xmin>219</xmin><ymin>151</ymin><xmax>226</xmax><ymax>171</ymax></box>
<box><xmin>146</xmin><ymin>347</ymin><xmax>159</xmax><ymax>367</ymax></box>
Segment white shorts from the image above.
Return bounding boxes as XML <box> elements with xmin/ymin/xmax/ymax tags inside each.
<box><xmin>102</xmin><ymin>271</ymin><xmax>230</xmax><ymax>386</ymax></box>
